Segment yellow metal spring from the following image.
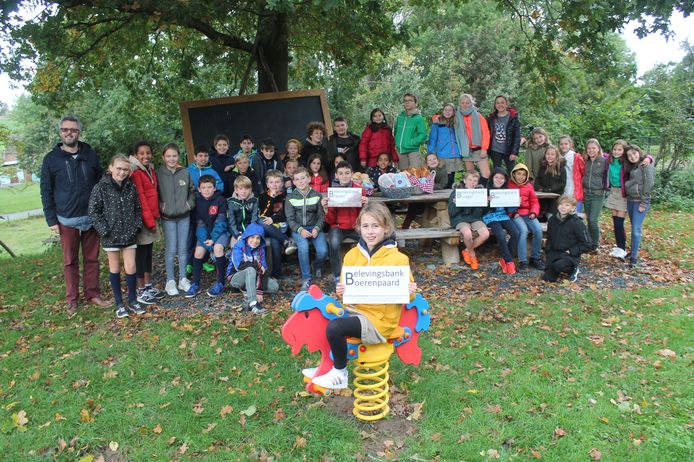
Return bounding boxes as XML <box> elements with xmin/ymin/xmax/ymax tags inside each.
<box><xmin>352</xmin><ymin>344</ymin><xmax>393</xmax><ymax>421</ymax></box>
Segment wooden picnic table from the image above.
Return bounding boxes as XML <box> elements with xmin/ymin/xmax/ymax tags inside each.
<box><xmin>370</xmin><ymin>189</ymin><xmax>560</xmax><ymax>264</ymax></box>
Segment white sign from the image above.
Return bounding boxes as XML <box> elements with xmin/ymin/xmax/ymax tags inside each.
<box><xmin>341</xmin><ymin>266</ymin><xmax>410</xmax><ymax>304</ymax></box>
<box><xmin>455</xmin><ymin>188</ymin><xmax>487</xmax><ymax>207</ymax></box>
<box><xmin>327</xmin><ymin>187</ymin><xmax>362</xmax><ymax>207</ymax></box>
<box><xmin>489</xmin><ymin>189</ymin><xmax>520</xmax><ymax>207</ymax></box>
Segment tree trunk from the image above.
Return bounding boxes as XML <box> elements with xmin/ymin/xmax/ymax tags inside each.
<box><xmin>256</xmin><ymin>10</ymin><xmax>289</xmax><ymax>93</ymax></box>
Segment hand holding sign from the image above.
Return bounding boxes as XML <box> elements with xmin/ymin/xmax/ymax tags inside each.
<box><xmin>327</xmin><ymin>188</ymin><xmax>362</xmax><ymax>208</ymax></box>
<box><xmin>489</xmin><ymin>189</ymin><xmax>520</xmax><ymax>207</ymax></box>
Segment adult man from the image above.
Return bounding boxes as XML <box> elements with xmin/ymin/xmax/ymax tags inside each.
<box><xmin>393</xmin><ymin>93</ymin><xmax>427</xmax><ymax>169</ymax></box>
<box><xmin>40</xmin><ymin>116</ymin><xmax>110</xmax><ymax>317</ymax></box>
<box><xmin>327</xmin><ymin>116</ymin><xmax>361</xmax><ymax>174</ymax></box>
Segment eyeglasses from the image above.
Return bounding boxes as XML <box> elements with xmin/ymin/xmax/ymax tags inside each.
<box><xmin>60</xmin><ymin>128</ymin><xmax>80</xmax><ymax>134</ymax></box>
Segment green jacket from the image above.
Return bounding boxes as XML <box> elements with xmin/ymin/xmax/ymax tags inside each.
<box><xmin>394</xmin><ymin>111</ymin><xmax>427</xmax><ymax>154</ymax></box>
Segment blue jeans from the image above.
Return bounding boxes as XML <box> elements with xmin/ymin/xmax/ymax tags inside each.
<box><xmin>162</xmin><ymin>217</ymin><xmax>190</xmax><ymax>281</ymax></box>
<box><xmin>488</xmin><ymin>220</ymin><xmax>519</xmax><ymax>263</ymax></box>
<box><xmin>262</xmin><ymin>223</ymin><xmax>290</xmax><ymax>278</ymax></box>
<box><xmin>627</xmin><ymin>201</ymin><xmax>649</xmax><ymax>263</ymax></box>
<box><xmin>292</xmin><ymin>227</ymin><xmax>328</xmax><ymax>280</ymax></box>
<box><xmin>328</xmin><ymin>228</ymin><xmax>360</xmax><ymax>278</ymax></box>
<box><xmin>513</xmin><ymin>215</ymin><xmax>543</xmax><ymax>262</ymax></box>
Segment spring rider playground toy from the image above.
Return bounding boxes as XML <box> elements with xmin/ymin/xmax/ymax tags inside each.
<box><xmin>282</xmin><ymin>285</ymin><xmax>430</xmax><ymax>421</ymax></box>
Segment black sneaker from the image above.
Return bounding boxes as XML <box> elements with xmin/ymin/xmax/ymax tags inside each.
<box><xmin>251</xmin><ymin>303</ymin><xmax>267</xmax><ymax>315</ymax></box>
<box><xmin>128</xmin><ymin>302</ymin><xmax>146</xmax><ymax>315</ymax></box>
<box><xmin>137</xmin><ymin>289</ymin><xmax>157</xmax><ymax>305</ymax></box>
<box><xmin>569</xmin><ymin>267</ymin><xmax>580</xmax><ymax>282</ymax></box>
<box><xmin>530</xmin><ymin>258</ymin><xmax>546</xmax><ymax>271</ymax></box>
<box><xmin>115</xmin><ymin>305</ymin><xmax>129</xmax><ymax>318</ymax></box>
<box><xmin>146</xmin><ymin>286</ymin><xmax>165</xmax><ymax>300</ymax></box>
<box><xmin>517</xmin><ymin>261</ymin><xmax>529</xmax><ymax>272</ymax></box>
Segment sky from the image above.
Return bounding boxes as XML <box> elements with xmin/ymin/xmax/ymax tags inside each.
<box><xmin>0</xmin><ymin>11</ymin><xmax>692</xmax><ymax>109</ymax></box>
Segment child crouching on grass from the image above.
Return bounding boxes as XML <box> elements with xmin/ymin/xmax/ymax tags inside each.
<box><xmin>226</xmin><ymin>223</ymin><xmax>278</xmax><ymax>314</ymax></box>
<box><xmin>542</xmin><ymin>195</ymin><xmax>591</xmax><ymax>282</ymax></box>
<box><xmin>88</xmin><ymin>155</ymin><xmax>145</xmax><ymax>319</ymax></box>
<box><xmin>304</xmin><ymin>202</ymin><xmax>416</xmax><ymax>389</ymax></box>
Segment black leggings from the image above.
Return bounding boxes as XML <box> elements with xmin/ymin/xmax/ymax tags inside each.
<box><xmin>326</xmin><ymin>317</ymin><xmax>362</xmax><ymax>369</ymax></box>
<box><xmin>135</xmin><ymin>243</ymin><xmax>153</xmax><ymax>279</ymax></box>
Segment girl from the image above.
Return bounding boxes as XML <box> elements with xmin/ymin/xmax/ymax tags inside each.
<box><xmin>525</xmin><ymin>127</ymin><xmax>550</xmax><ymax>181</ymax></box>
<box><xmin>156</xmin><ymin>143</ymin><xmax>196</xmax><ymax>296</ymax></box>
<box><xmin>306</xmin><ymin>202</ymin><xmax>417</xmax><ymax>389</ymax></box>
<box><xmin>624</xmin><ymin>145</ymin><xmax>655</xmax><ymax>268</ymax></box>
<box><xmin>303</xmin><ymin>121</ymin><xmax>328</xmax><ymax>166</ymax></box>
<box><xmin>455</xmin><ymin>94</ymin><xmax>491</xmax><ymax>185</ymax></box>
<box><xmin>558</xmin><ymin>135</ymin><xmax>584</xmax><ymax>212</ymax></box>
<box><xmin>307</xmin><ymin>153</ymin><xmax>329</xmax><ymax>194</ymax></box>
<box><xmin>535</xmin><ymin>144</ymin><xmax>567</xmax><ymax>215</ymax></box>
<box><xmin>129</xmin><ymin>141</ymin><xmax>164</xmax><ymax>305</ymax></box>
<box><xmin>88</xmin><ymin>155</ymin><xmax>145</xmax><ymax>319</ymax></box>
<box><xmin>366</xmin><ymin>153</ymin><xmax>398</xmax><ymax>190</ymax></box>
<box><xmin>401</xmin><ymin>153</ymin><xmax>447</xmax><ymax>229</ymax></box>
<box><xmin>359</xmin><ymin>108</ymin><xmax>399</xmax><ymax>169</ymax></box>
<box><xmin>427</xmin><ymin>103</ymin><xmax>463</xmax><ymax>187</ymax></box>
<box><xmin>542</xmin><ymin>195</ymin><xmax>592</xmax><ymax>282</ymax></box>
<box><xmin>605</xmin><ymin>140</ymin><xmax>629</xmax><ymax>259</ymax></box>
<box><xmin>284</xmin><ymin>138</ymin><xmax>303</xmax><ymax>166</ymax></box>
<box><xmin>482</xmin><ymin>168</ymin><xmax>520</xmax><ymax>274</ymax></box>
<box><xmin>487</xmin><ymin>95</ymin><xmax>521</xmax><ymax>174</ymax></box>
<box><xmin>581</xmin><ymin>138</ymin><xmax>608</xmax><ymax>251</ymax></box>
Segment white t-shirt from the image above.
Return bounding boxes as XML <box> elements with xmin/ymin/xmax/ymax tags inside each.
<box><xmin>563</xmin><ymin>150</ymin><xmax>575</xmax><ymax>196</ymax></box>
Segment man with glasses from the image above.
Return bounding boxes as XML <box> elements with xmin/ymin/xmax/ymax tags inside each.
<box><xmin>393</xmin><ymin>93</ymin><xmax>427</xmax><ymax>169</ymax></box>
<box><xmin>40</xmin><ymin>116</ymin><xmax>110</xmax><ymax>317</ymax></box>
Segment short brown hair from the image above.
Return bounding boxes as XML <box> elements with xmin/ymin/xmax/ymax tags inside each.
<box><xmin>557</xmin><ymin>195</ymin><xmax>577</xmax><ymax>207</ymax></box>
<box><xmin>306</xmin><ymin>121</ymin><xmax>327</xmax><ymax>138</ymax></box>
<box><xmin>293</xmin><ymin>167</ymin><xmax>310</xmax><ymax>179</ymax></box>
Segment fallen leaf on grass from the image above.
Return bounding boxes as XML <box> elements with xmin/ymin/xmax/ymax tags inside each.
<box><xmin>530</xmin><ymin>449</ymin><xmax>542</xmax><ymax>459</ymax></box>
<box><xmin>193</xmin><ymin>403</ymin><xmax>204</xmax><ymax>415</ymax></box>
<box><xmin>293</xmin><ymin>436</ymin><xmax>307</xmax><ymax>449</ymax></box>
<box><xmin>486</xmin><ymin>404</ymin><xmax>502</xmax><ymax>414</ymax></box>
<box><xmin>554</xmin><ymin>427</ymin><xmax>567</xmax><ymax>438</ymax></box>
<box><xmin>178</xmin><ymin>443</ymin><xmax>188</xmax><ymax>455</ymax></box>
<box><xmin>103</xmin><ymin>369</ymin><xmax>118</xmax><ymax>379</ymax></box>
<box><xmin>407</xmin><ymin>402</ymin><xmax>424</xmax><ymax>421</ymax></box>
<box><xmin>152</xmin><ymin>424</ymin><xmax>163</xmax><ymax>434</ymax></box>
<box><xmin>78</xmin><ymin>456</ymin><xmax>94</xmax><ymax>462</ymax></box>
<box><xmin>240</xmin><ymin>405</ymin><xmax>257</xmax><ymax>417</ymax></box>
<box><xmin>273</xmin><ymin>408</ymin><xmax>286</xmax><ymax>422</ymax></box>
<box><xmin>588</xmin><ymin>448</ymin><xmax>602</xmax><ymax>460</ymax></box>
<box><xmin>220</xmin><ymin>405</ymin><xmax>233</xmax><ymax>419</ymax></box>
<box><xmin>12</xmin><ymin>410</ymin><xmax>28</xmax><ymax>430</ymax></box>
<box><xmin>587</xmin><ymin>335</ymin><xmax>604</xmax><ymax>346</ymax></box>
<box><xmin>108</xmin><ymin>441</ymin><xmax>119</xmax><ymax>451</ymax></box>
<box><xmin>202</xmin><ymin>423</ymin><xmax>217</xmax><ymax>434</ymax></box>
<box><xmin>656</xmin><ymin>349</ymin><xmax>676</xmax><ymax>359</ymax></box>
<box><xmin>80</xmin><ymin>409</ymin><xmax>93</xmax><ymax>423</ymax></box>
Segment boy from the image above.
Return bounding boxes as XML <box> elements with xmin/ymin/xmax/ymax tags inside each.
<box><xmin>448</xmin><ymin>171</ymin><xmax>490</xmax><ymax>270</ymax></box>
<box><xmin>226</xmin><ymin>223</ymin><xmax>278</xmax><ymax>314</ymax></box>
<box><xmin>186</xmin><ymin>175</ymin><xmax>229</xmax><ymax>298</ymax></box>
<box><xmin>328</xmin><ymin>117</ymin><xmax>361</xmax><ymax>174</ymax></box>
<box><xmin>285</xmin><ymin>167</ymin><xmax>328</xmax><ymax>290</ymax></box>
<box><xmin>227</xmin><ymin>175</ymin><xmax>259</xmax><ymax>247</ymax></box>
<box><xmin>188</xmin><ymin>145</ymin><xmax>224</xmax><ymax>191</ymax></box>
<box><xmin>258</xmin><ymin>170</ymin><xmax>296</xmax><ymax>279</ymax></box>
<box><xmin>542</xmin><ymin>195</ymin><xmax>591</xmax><ymax>282</ymax></box>
<box><xmin>229</xmin><ymin>153</ymin><xmax>261</xmax><ymax>196</ymax></box>
<box><xmin>251</xmin><ymin>138</ymin><xmax>284</xmax><ymax>194</ymax></box>
<box><xmin>283</xmin><ymin>158</ymin><xmax>298</xmax><ymax>192</ymax></box>
<box><xmin>394</xmin><ymin>93</ymin><xmax>427</xmax><ymax>169</ymax></box>
<box><xmin>303</xmin><ymin>121</ymin><xmax>328</xmax><ymax>166</ymax></box>
<box><xmin>321</xmin><ymin>161</ymin><xmax>368</xmax><ymax>285</ymax></box>
<box><xmin>210</xmin><ymin>134</ymin><xmax>235</xmax><ymax>197</ymax></box>
<box><xmin>508</xmin><ymin>163</ymin><xmax>545</xmax><ymax>271</ymax></box>
<box><xmin>234</xmin><ymin>134</ymin><xmax>256</xmax><ymax>161</ymax></box>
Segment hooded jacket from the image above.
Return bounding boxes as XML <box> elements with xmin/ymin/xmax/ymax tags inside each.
<box><xmin>545</xmin><ymin>211</ymin><xmax>592</xmax><ymax>260</ymax></box>
<box><xmin>227</xmin><ymin>223</ymin><xmax>267</xmax><ymax>274</ymax></box>
<box><xmin>40</xmin><ymin>141</ymin><xmax>103</xmax><ymax>227</ymax></box>
<box><xmin>508</xmin><ymin>163</ymin><xmax>540</xmax><ymax>217</ymax></box>
<box><xmin>228</xmin><ymin>167</ymin><xmax>261</xmax><ymax>197</ymax></box>
<box><xmin>251</xmin><ymin>151</ymin><xmax>284</xmax><ymax>194</ymax></box>
<box><xmin>227</xmin><ymin>191</ymin><xmax>259</xmax><ymax>238</ymax></box>
<box><xmin>524</xmin><ymin>141</ymin><xmax>548</xmax><ymax>180</ymax></box>
<box><xmin>328</xmin><ymin>132</ymin><xmax>361</xmax><ymax>173</ymax></box>
<box><xmin>195</xmin><ymin>190</ymin><xmax>228</xmax><ymax>246</ymax></box>
<box><xmin>188</xmin><ymin>161</ymin><xmax>224</xmax><ymax>191</ymax></box>
<box><xmin>394</xmin><ymin>111</ymin><xmax>428</xmax><ymax>153</ymax></box>
<box><xmin>258</xmin><ymin>189</ymin><xmax>287</xmax><ymax>224</ymax></box>
<box><xmin>129</xmin><ymin>155</ymin><xmax>160</xmax><ymax>229</ymax></box>
<box><xmin>324</xmin><ymin>179</ymin><xmax>366</xmax><ymax>230</ymax></box>
<box><xmin>340</xmin><ymin>237</ymin><xmax>414</xmax><ymax>339</ymax></box>
<box><xmin>156</xmin><ymin>164</ymin><xmax>196</xmax><ymax>220</ymax></box>
<box><xmin>624</xmin><ymin>163</ymin><xmax>655</xmax><ymax>207</ymax></box>
<box><xmin>448</xmin><ymin>184</ymin><xmax>487</xmax><ymax>227</ymax></box>
<box><xmin>427</xmin><ymin>116</ymin><xmax>460</xmax><ymax>159</ymax></box>
<box><xmin>487</xmin><ymin>108</ymin><xmax>521</xmax><ymax>156</ymax></box>
<box><xmin>88</xmin><ymin>173</ymin><xmax>142</xmax><ymax>248</ymax></box>
<box><xmin>359</xmin><ymin>124</ymin><xmax>399</xmax><ymax>167</ymax></box>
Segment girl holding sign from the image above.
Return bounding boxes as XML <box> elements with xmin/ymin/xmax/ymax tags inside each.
<box><xmin>306</xmin><ymin>202</ymin><xmax>417</xmax><ymax>390</ymax></box>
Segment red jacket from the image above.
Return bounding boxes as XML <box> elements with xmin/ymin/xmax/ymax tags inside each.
<box><xmin>309</xmin><ymin>173</ymin><xmax>329</xmax><ymax>194</ymax></box>
<box><xmin>572</xmin><ymin>153</ymin><xmax>585</xmax><ymax>201</ymax></box>
<box><xmin>508</xmin><ymin>163</ymin><xmax>540</xmax><ymax>217</ymax></box>
<box><xmin>359</xmin><ymin>125</ymin><xmax>399</xmax><ymax>167</ymax></box>
<box><xmin>129</xmin><ymin>156</ymin><xmax>160</xmax><ymax>228</ymax></box>
<box><xmin>325</xmin><ymin>182</ymin><xmax>366</xmax><ymax>230</ymax></box>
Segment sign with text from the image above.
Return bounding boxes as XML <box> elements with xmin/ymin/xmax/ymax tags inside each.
<box><xmin>455</xmin><ymin>188</ymin><xmax>488</xmax><ymax>207</ymax></box>
<box><xmin>341</xmin><ymin>266</ymin><xmax>410</xmax><ymax>304</ymax></box>
<box><xmin>489</xmin><ymin>189</ymin><xmax>520</xmax><ymax>208</ymax></box>
<box><xmin>327</xmin><ymin>187</ymin><xmax>362</xmax><ymax>207</ymax></box>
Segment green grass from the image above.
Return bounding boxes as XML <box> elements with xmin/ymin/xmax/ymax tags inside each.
<box><xmin>0</xmin><ymin>216</ymin><xmax>54</xmax><ymax>258</ymax></box>
<box><xmin>0</xmin><ymin>212</ymin><xmax>692</xmax><ymax>461</ymax></box>
<box><xmin>0</xmin><ymin>183</ymin><xmax>42</xmax><ymax>214</ymax></box>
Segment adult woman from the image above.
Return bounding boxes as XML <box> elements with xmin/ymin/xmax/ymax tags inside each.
<box><xmin>455</xmin><ymin>94</ymin><xmax>491</xmax><ymax>185</ymax></box>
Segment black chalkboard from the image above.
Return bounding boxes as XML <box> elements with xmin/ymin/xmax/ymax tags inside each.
<box><xmin>179</xmin><ymin>90</ymin><xmax>332</xmax><ymax>162</ymax></box>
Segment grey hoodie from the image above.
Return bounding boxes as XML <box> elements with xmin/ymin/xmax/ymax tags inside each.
<box><xmin>156</xmin><ymin>165</ymin><xmax>196</xmax><ymax>219</ymax></box>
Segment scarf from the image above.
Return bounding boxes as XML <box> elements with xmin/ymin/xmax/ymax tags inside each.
<box><xmin>454</xmin><ymin>107</ymin><xmax>482</xmax><ymax>158</ymax></box>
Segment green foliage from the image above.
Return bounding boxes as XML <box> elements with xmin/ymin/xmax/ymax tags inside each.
<box><xmin>653</xmin><ymin>168</ymin><xmax>694</xmax><ymax>211</ymax></box>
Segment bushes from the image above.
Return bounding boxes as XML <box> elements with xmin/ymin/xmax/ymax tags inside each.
<box><xmin>653</xmin><ymin>168</ymin><xmax>694</xmax><ymax>211</ymax></box>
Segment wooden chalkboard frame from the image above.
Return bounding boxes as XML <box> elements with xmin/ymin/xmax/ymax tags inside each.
<box><xmin>179</xmin><ymin>90</ymin><xmax>332</xmax><ymax>162</ymax></box>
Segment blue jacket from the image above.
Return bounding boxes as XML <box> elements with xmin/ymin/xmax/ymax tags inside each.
<box><xmin>188</xmin><ymin>162</ymin><xmax>224</xmax><ymax>191</ymax></box>
<box><xmin>427</xmin><ymin>121</ymin><xmax>460</xmax><ymax>159</ymax></box>
<box><xmin>195</xmin><ymin>190</ymin><xmax>228</xmax><ymax>247</ymax></box>
<box><xmin>227</xmin><ymin>223</ymin><xmax>267</xmax><ymax>275</ymax></box>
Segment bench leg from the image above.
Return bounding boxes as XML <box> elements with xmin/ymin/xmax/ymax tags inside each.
<box><xmin>441</xmin><ymin>240</ymin><xmax>460</xmax><ymax>265</ymax></box>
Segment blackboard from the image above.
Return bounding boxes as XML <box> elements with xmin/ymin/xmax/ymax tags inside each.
<box><xmin>179</xmin><ymin>90</ymin><xmax>332</xmax><ymax>162</ymax></box>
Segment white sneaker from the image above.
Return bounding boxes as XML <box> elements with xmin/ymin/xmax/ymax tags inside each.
<box><xmin>311</xmin><ymin>367</ymin><xmax>349</xmax><ymax>389</ymax></box>
<box><xmin>615</xmin><ymin>248</ymin><xmax>627</xmax><ymax>259</ymax></box>
<box><xmin>608</xmin><ymin>247</ymin><xmax>620</xmax><ymax>257</ymax></box>
<box><xmin>165</xmin><ymin>280</ymin><xmax>179</xmax><ymax>296</ymax></box>
<box><xmin>284</xmin><ymin>239</ymin><xmax>297</xmax><ymax>255</ymax></box>
<box><xmin>302</xmin><ymin>367</ymin><xmax>318</xmax><ymax>379</ymax></box>
<box><xmin>178</xmin><ymin>278</ymin><xmax>192</xmax><ymax>292</ymax></box>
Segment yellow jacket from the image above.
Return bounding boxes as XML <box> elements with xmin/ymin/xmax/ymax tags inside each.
<box><xmin>340</xmin><ymin>240</ymin><xmax>414</xmax><ymax>338</ymax></box>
